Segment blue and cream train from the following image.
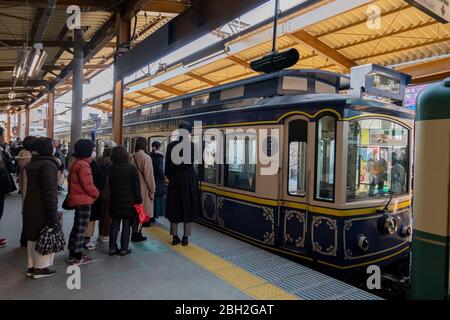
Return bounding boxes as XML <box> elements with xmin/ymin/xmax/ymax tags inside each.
<box><xmin>84</xmin><ymin>69</ymin><xmax>414</xmax><ymax>274</ymax></box>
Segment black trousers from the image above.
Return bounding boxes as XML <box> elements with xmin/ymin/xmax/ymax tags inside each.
<box><xmin>109</xmin><ymin>217</ymin><xmax>132</xmax><ymax>252</ymax></box>
<box><xmin>0</xmin><ymin>194</ymin><xmax>4</xmax><ymax>221</ymax></box>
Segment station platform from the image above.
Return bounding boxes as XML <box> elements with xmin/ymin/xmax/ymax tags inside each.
<box><xmin>0</xmin><ymin>193</ymin><xmax>381</xmax><ymax>300</ymax></box>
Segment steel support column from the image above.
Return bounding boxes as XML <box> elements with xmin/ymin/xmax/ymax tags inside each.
<box><xmin>47</xmin><ymin>90</ymin><xmax>55</xmax><ymax>138</ymax></box>
<box><xmin>70</xmin><ymin>28</ymin><xmax>84</xmax><ymax>148</ymax></box>
<box><xmin>5</xmin><ymin>114</ymin><xmax>10</xmax><ymax>143</ymax></box>
<box><xmin>17</xmin><ymin>112</ymin><xmax>22</xmax><ymax>139</ymax></box>
<box><xmin>112</xmin><ymin>16</ymin><xmax>130</xmax><ymax>145</ymax></box>
<box><xmin>25</xmin><ymin>107</ymin><xmax>30</xmax><ymax>137</ymax></box>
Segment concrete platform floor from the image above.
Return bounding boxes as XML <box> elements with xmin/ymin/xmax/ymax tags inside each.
<box><xmin>0</xmin><ymin>193</ymin><xmax>252</xmax><ymax>300</ymax></box>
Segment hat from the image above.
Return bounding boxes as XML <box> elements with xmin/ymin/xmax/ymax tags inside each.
<box><xmin>73</xmin><ymin>139</ymin><xmax>95</xmax><ymax>158</ymax></box>
<box><xmin>104</xmin><ymin>140</ymin><xmax>117</xmax><ymax>150</ymax></box>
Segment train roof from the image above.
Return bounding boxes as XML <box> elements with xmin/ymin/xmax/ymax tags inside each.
<box><xmin>125</xmin><ymin>69</ymin><xmax>351</xmax><ymax>115</ymax></box>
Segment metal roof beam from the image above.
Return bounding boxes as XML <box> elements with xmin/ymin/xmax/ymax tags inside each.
<box><xmin>0</xmin><ymin>80</ymin><xmax>47</xmax><ymax>88</ymax></box>
<box><xmin>186</xmin><ymin>72</ymin><xmax>217</xmax><ymax>86</ymax></box>
<box><xmin>154</xmin><ymin>83</ymin><xmax>185</xmax><ymax>95</ymax></box>
<box><xmin>143</xmin><ymin>0</ymin><xmax>190</xmax><ymax>14</ymax></box>
<box><xmin>0</xmin><ymin>40</ymin><xmax>72</xmax><ymax>47</ymax></box>
<box><xmin>136</xmin><ymin>90</ymin><xmax>160</xmax><ymax>100</ymax></box>
<box><xmin>115</xmin><ymin>0</ymin><xmax>270</xmax><ymax>78</ymax></box>
<box><xmin>288</xmin><ymin>30</ymin><xmax>356</xmax><ymax>69</ymax></box>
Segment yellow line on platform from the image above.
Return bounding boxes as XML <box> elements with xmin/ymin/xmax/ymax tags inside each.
<box><xmin>143</xmin><ymin>226</ymin><xmax>299</xmax><ymax>300</ymax></box>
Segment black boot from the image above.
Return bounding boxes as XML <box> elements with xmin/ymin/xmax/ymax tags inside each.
<box><xmin>131</xmin><ymin>232</ymin><xmax>146</xmax><ymax>242</ymax></box>
<box><xmin>181</xmin><ymin>236</ymin><xmax>188</xmax><ymax>246</ymax></box>
<box><xmin>172</xmin><ymin>236</ymin><xmax>181</xmax><ymax>246</ymax></box>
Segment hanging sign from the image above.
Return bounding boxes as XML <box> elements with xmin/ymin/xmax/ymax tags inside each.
<box><xmin>406</xmin><ymin>0</ymin><xmax>450</xmax><ymax>23</ymax></box>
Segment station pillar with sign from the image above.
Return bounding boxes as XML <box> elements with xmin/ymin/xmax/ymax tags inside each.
<box><xmin>411</xmin><ymin>77</ymin><xmax>450</xmax><ymax>300</ymax></box>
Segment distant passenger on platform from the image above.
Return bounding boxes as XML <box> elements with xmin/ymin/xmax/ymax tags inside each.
<box><xmin>96</xmin><ymin>140</ymin><xmax>116</xmax><ymax>242</ymax></box>
<box><xmin>83</xmin><ymin>147</ymin><xmax>105</xmax><ymax>251</ymax></box>
<box><xmin>22</xmin><ymin>137</ymin><xmax>59</xmax><ymax>278</ymax></box>
<box><xmin>66</xmin><ymin>139</ymin><xmax>100</xmax><ymax>265</ymax></box>
<box><xmin>130</xmin><ymin>137</ymin><xmax>155</xmax><ymax>241</ymax></box>
<box><xmin>165</xmin><ymin>122</ymin><xmax>201</xmax><ymax>246</ymax></box>
<box><xmin>54</xmin><ymin>140</ymin><xmax>66</xmax><ymax>193</ymax></box>
<box><xmin>0</xmin><ymin>127</ymin><xmax>9</xmax><ymax>249</ymax></box>
<box><xmin>16</xmin><ymin>136</ymin><xmax>37</xmax><ymax>247</ymax></box>
<box><xmin>150</xmin><ymin>140</ymin><xmax>166</xmax><ymax>226</ymax></box>
<box><xmin>107</xmin><ymin>146</ymin><xmax>142</xmax><ymax>256</ymax></box>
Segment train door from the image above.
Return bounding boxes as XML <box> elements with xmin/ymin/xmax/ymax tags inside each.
<box><xmin>280</xmin><ymin>117</ymin><xmax>309</xmax><ymax>255</ymax></box>
<box><xmin>199</xmin><ymin>130</ymin><xmax>222</xmax><ymax>222</ymax></box>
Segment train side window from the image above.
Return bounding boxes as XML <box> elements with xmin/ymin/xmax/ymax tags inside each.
<box><xmin>288</xmin><ymin>120</ymin><xmax>308</xmax><ymax>196</ymax></box>
<box><xmin>224</xmin><ymin>131</ymin><xmax>257</xmax><ymax>192</ymax></box>
<box><xmin>203</xmin><ymin>134</ymin><xmax>217</xmax><ymax>184</ymax></box>
<box><xmin>315</xmin><ymin>115</ymin><xmax>336</xmax><ymax>201</ymax></box>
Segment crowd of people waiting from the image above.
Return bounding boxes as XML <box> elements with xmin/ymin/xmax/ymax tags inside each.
<box><xmin>0</xmin><ymin>122</ymin><xmax>200</xmax><ymax>279</ymax></box>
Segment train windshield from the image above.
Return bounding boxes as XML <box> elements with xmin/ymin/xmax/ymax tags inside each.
<box><xmin>346</xmin><ymin>119</ymin><xmax>409</xmax><ymax>201</ymax></box>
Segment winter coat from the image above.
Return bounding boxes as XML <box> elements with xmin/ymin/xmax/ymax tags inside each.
<box><xmin>108</xmin><ymin>162</ymin><xmax>142</xmax><ymax>219</ymax></box>
<box><xmin>22</xmin><ymin>155</ymin><xmax>59</xmax><ymax>241</ymax></box>
<box><xmin>165</xmin><ymin>139</ymin><xmax>201</xmax><ymax>223</ymax></box>
<box><xmin>90</xmin><ymin>160</ymin><xmax>106</xmax><ymax>221</ymax></box>
<box><xmin>150</xmin><ymin>150</ymin><xmax>166</xmax><ymax>196</ymax></box>
<box><xmin>67</xmin><ymin>158</ymin><xmax>99</xmax><ymax>207</ymax></box>
<box><xmin>16</xmin><ymin>149</ymin><xmax>32</xmax><ymax>200</ymax></box>
<box><xmin>131</xmin><ymin>150</ymin><xmax>155</xmax><ymax>218</ymax></box>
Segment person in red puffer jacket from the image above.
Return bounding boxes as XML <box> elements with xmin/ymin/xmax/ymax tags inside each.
<box><xmin>66</xmin><ymin>139</ymin><xmax>99</xmax><ymax>265</ymax></box>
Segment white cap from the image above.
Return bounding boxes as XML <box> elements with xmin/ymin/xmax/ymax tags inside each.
<box><xmin>104</xmin><ymin>140</ymin><xmax>117</xmax><ymax>149</ymax></box>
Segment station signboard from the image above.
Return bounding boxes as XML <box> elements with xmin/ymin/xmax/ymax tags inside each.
<box><xmin>406</xmin><ymin>0</ymin><xmax>450</xmax><ymax>23</ymax></box>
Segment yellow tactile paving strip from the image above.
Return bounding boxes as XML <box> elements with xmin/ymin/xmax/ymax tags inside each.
<box><xmin>143</xmin><ymin>226</ymin><xmax>299</xmax><ymax>300</ymax></box>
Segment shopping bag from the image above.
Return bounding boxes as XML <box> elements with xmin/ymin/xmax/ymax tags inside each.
<box><xmin>35</xmin><ymin>222</ymin><xmax>66</xmax><ymax>255</ymax></box>
<box><xmin>134</xmin><ymin>204</ymin><xmax>150</xmax><ymax>224</ymax></box>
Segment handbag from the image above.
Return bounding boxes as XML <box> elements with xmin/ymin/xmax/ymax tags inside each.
<box><xmin>35</xmin><ymin>221</ymin><xmax>66</xmax><ymax>255</ymax></box>
<box><xmin>62</xmin><ymin>193</ymin><xmax>74</xmax><ymax>210</ymax></box>
<box><xmin>134</xmin><ymin>204</ymin><xmax>150</xmax><ymax>224</ymax></box>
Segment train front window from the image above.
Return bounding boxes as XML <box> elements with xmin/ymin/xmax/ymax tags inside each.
<box><xmin>346</xmin><ymin>119</ymin><xmax>409</xmax><ymax>201</ymax></box>
<box><xmin>225</xmin><ymin>131</ymin><xmax>257</xmax><ymax>192</ymax></box>
<box><xmin>288</xmin><ymin>120</ymin><xmax>308</xmax><ymax>196</ymax></box>
<box><xmin>315</xmin><ymin>116</ymin><xmax>336</xmax><ymax>201</ymax></box>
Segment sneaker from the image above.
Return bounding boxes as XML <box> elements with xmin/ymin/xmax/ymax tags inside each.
<box><xmin>131</xmin><ymin>233</ymin><xmax>147</xmax><ymax>242</ymax></box>
<box><xmin>67</xmin><ymin>255</ymin><xmax>93</xmax><ymax>266</ymax></box>
<box><xmin>32</xmin><ymin>268</ymin><xmax>56</xmax><ymax>279</ymax></box>
<box><xmin>83</xmin><ymin>241</ymin><xmax>97</xmax><ymax>250</ymax></box>
<box><xmin>100</xmin><ymin>236</ymin><xmax>109</xmax><ymax>243</ymax></box>
<box><xmin>26</xmin><ymin>268</ymin><xmax>34</xmax><ymax>277</ymax></box>
<box><xmin>0</xmin><ymin>238</ymin><xmax>7</xmax><ymax>248</ymax></box>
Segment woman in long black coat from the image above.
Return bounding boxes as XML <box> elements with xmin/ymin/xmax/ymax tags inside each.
<box><xmin>107</xmin><ymin>146</ymin><xmax>142</xmax><ymax>256</ymax></box>
<box><xmin>165</xmin><ymin>122</ymin><xmax>201</xmax><ymax>246</ymax></box>
<box><xmin>22</xmin><ymin>137</ymin><xmax>59</xmax><ymax>279</ymax></box>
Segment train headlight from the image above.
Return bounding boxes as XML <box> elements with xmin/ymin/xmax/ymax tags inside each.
<box><xmin>381</xmin><ymin>215</ymin><xmax>398</xmax><ymax>235</ymax></box>
<box><xmin>357</xmin><ymin>234</ymin><xmax>369</xmax><ymax>251</ymax></box>
<box><xmin>400</xmin><ymin>225</ymin><xmax>412</xmax><ymax>238</ymax></box>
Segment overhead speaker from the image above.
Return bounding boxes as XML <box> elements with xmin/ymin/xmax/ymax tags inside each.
<box><xmin>250</xmin><ymin>48</ymin><xmax>300</xmax><ymax>74</ymax></box>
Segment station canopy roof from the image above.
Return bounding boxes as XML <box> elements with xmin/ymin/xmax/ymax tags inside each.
<box><xmin>0</xmin><ymin>0</ymin><xmax>189</xmax><ymax>113</ymax></box>
<box><xmin>87</xmin><ymin>0</ymin><xmax>450</xmax><ymax>112</ymax></box>
<box><xmin>1</xmin><ymin>0</ymin><xmax>450</xmax><ymax>114</ymax></box>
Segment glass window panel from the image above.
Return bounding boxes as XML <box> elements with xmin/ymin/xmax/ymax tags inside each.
<box><xmin>315</xmin><ymin>116</ymin><xmax>336</xmax><ymax>201</ymax></box>
<box><xmin>225</xmin><ymin>131</ymin><xmax>257</xmax><ymax>191</ymax></box>
<box><xmin>203</xmin><ymin>134</ymin><xmax>217</xmax><ymax>184</ymax></box>
<box><xmin>288</xmin><ymin>120</ymin><xmax>308</xmax><ymax>196</ymax></box>
<box><xmin>346</xmin><ymin>119</ymin><xmax>409</xmax><ymax>201</ymax></box>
